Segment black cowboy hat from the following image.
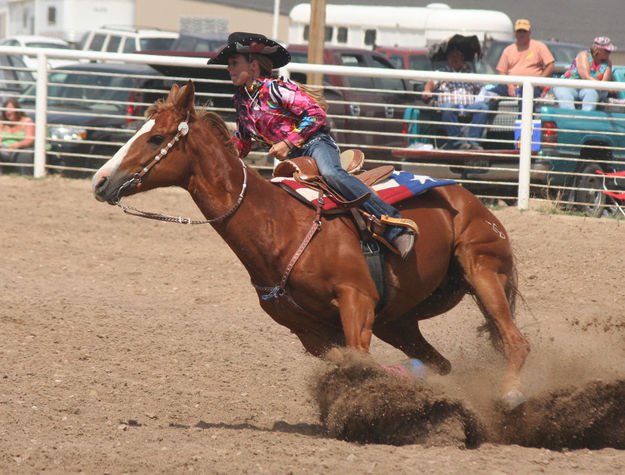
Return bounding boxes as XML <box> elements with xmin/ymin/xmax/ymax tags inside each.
<box><xmin>428</xmin><ymin>34</ymin><xmax>482</xmax><ymax>63</ymax></box>
<box><xmin>207</xmin><ymin>32</ymin><xmax>291</xmax><ymax>68</ymax></box>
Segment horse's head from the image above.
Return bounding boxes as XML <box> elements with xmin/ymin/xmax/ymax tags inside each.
<box><xmin>92</xmin><ymin>80</ymin><xmax>197</xmax><ymax>204</ymax></box>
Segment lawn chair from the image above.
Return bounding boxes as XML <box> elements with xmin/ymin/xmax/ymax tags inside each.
<box><xmin>596</xmin><ymin>169</ymin><xmax>625</xmax><ymax>217</ymax></box>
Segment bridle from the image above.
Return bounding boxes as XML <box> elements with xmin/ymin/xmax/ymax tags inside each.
<box><xmin>114</xmin><ymin>113</ymin><xmax>248</xmax><ymax>225</ymax></box>
<box><xmin>112</xmin><ymin>111</ymin><xmax>318</xmax><ymax>302</ymax></box>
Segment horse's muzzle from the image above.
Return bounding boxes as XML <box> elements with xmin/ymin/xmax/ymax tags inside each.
<box><xmin>93</xmin><ymin>171</ymin><xmax>139</xmax><ymax>204</ymax></box>
<box><xmin>92</xmin><ymin>179</ymin><xmax>106</xmax><ymax>202</ymax></box>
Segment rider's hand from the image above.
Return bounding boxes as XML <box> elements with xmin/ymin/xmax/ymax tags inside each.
<box><xmin>507</xmin><ymin>84</ymin><xmax>518</xmax><ymax>97</ymax></box>
<box><xmin>268</xmin><ymin>140</ymin><xmax>291</xmax><ymax>161</ymax></box>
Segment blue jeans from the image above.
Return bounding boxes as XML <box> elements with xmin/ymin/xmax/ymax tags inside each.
<box><xmin>553</xmin><ymin>87</ymin><xmax>605</xmax><ymax>111</ymax></box>
<box><xmin>490</xmin><ymin>84</ymin><xmax>543</xmax><ymax>112</ymax></box>
<box><xmin>440</xmin><ymin>102</ymin><xmax>488</xmax><ymax>148</ymax></box>
<box><xmin>288</xmin><ymin>133</ymin><xmax>403</xmax><ymax>241</ymax></box>
<box><xmin>0</xmin><ymin>149</ymin><xmax>33</xmax><ymax>175</ymax></box>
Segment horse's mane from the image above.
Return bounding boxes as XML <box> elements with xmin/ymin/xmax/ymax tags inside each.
<box><xmin>146</xmin><ymin>85</ymin><xmax>237</xmax><ymax>156</ymax></box>
<box><xmin>200</xmin><ymin>110</ymin><xmax>238</xmax><ymax>156</ymax></box>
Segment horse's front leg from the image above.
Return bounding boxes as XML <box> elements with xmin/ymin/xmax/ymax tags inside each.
<box><xmin>336</xmin><ymin>284</ymin><xmax>378</xmax><ymax>352</ymax></box>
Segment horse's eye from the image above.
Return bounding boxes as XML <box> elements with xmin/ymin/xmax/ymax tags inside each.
<box><xmin>148</xmin><ymin>135</ymin><xmax>164</xmax><ymax>146</ymax></box>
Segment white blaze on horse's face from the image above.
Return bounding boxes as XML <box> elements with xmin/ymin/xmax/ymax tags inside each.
<box><xmin>91</xmin><ymin>119</ymin><xmax>155</xmax><ymax>194</ymax></box>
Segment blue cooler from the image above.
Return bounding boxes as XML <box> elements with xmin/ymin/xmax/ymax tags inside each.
<box><xmin>514</xmin><ymin>120</ymin><xmax>541</xmax><ymax>151</ymax></box>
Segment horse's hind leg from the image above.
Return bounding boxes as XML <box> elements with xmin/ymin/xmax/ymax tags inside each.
<box><xmin>465</xmin><ymin>259</ymin><xmax>529</xmax><ymax>409</ymax></box>
<box><xmin>373</xmin><ymin>316</ymin><xmax>452</xmax><ymax>375</ymax></box>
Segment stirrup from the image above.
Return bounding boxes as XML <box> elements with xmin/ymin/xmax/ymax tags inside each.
<box><xmin>363</xmin><ymin>215</ymin><xmax>417</xmax><ymax>256</ymax></box>
<box><xmin>371</xmin><ymin>230</ymin><xmax>415</xmax><ymax>256</ymax></box>
<box><xmin>380</xmin><ymin>215</ymin><xmax>419</xmax><ymax>235</ymax></box>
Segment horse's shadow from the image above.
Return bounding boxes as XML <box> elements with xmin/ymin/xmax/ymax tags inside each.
<box><xmin>170</xmin><ymin>420</ymin><xmax>325</xmax><ymax>437</ymax></box>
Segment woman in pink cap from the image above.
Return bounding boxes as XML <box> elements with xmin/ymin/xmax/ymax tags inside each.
<box><xmin>553</xmin><ymin>36</ymin><xmax>615</xmax><ymax>111</ymax></box>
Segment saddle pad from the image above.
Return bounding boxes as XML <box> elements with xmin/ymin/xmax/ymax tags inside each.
<box><xmin>271</xmin><ymin>170</ymin><xmax>456</xmax><ymax>212</ymax></box>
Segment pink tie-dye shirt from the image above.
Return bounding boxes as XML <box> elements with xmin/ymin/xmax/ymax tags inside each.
<box><xmin>231</xmin><ymin>76</ymin><xmax>327</xmax><ymax>158</ymax></box>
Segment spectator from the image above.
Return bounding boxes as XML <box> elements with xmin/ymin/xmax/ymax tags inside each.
<box><xmin>423</xmin><ymin>48</ymin><xmax>488</xmax><ymax>150</ymax></box>
<box><xmin>553</xmin><ymin>37</ymin><xmax>615</xmax><ymax>111</ymax></box>
<box><xmin>496</xmin><ymin>19</ymin><xmax>555</xmax><ymax>99</ymax></box>
<box><xmin>0</xmin><ymin>98</ymin><xmax>35</xmax><ymax>175</ymax></box>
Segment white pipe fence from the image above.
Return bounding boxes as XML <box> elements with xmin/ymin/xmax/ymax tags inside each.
<box><xmin>1</xmin><ymin>45</ymin><xmax>624</xmax><ymax>216</ymax></box>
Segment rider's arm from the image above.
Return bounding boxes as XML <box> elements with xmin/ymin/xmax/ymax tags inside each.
<box><xmin>276</xmin><ymin>79</ymin><xmax>327</xmax><ymax>149</ymax></box>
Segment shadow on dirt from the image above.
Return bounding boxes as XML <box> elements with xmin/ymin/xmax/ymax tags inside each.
<box><xmin>170</xmin><ymin>420</ymin><xmax>324</xmax><ymax>437</ymax></box>
<box><xmin>310</xmin><ymin>349</ymin><xmax>625</xmax><ymax>449</ymax></box>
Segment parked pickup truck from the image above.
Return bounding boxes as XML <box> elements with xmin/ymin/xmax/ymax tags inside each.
<box><xmin>537</xmin><ymin>66</ymin><xmax>625</xmax><ymax>215</ymax></box>
<box><xmin>393</xmin><ymin>102</ymin><xmax>547</xmax><ymax>202</ymax></box>
<box><xmin>395</xmin><ymin>70</ymin><xmax>625</xmax><ymax>212</ymax></box>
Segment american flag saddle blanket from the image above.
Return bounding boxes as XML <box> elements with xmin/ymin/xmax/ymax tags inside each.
<box><xmin>270</xmin><ymin>170</ymin><xmax>456</xmax><ymax>213</ymax></box>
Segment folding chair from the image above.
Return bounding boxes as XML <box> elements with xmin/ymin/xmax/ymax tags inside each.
<box><xmin>596</xmin><ymin>169</ymin><xmax>625</xmax><ymax>217</ymax></box>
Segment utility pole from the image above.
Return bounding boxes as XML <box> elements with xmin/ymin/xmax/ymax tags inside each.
<box><xmin>33</xmin><ymin>0</ymin><xmax>40</xmax><ymax>34</ymax></box>
<box><xmin>307</xmin><ymin>0</ymin><xmax>326</xmax><ymax>86</ymax></box>
<box><xmin>272</xmin><ymin>0</ymin><xmax>280</xmax><ymax>39</ymax></box>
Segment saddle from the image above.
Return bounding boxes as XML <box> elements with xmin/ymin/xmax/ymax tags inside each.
<box><xmin>273</xmin><ymin>149</ymin><xmax>419</xmax><ymax>254</ymax></box>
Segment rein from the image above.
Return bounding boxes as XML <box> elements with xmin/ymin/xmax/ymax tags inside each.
<box><xmin>114</xmin><ymin>114</ymin><xmax>248</xmax><ymax>225</ymax></box>
<box><xmin>261</xmin><ymin>193</ymin><xmax>323</xmax><ymax>300</ymax></box>
<box><xmin>114</xmin><ymin>111</ymin><xmax>323</xmax><ymax>303</ymax></box>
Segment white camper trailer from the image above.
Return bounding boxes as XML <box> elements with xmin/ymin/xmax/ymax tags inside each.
<box><xmin>288</xmin><ymin>3</ymin><xmax>513</xmax><ymax>49</ymax></box>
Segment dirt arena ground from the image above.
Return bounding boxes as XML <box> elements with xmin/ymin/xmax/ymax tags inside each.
<box><xmin>1</xmin><ymin>174</ymin><xmax>624</xmax><ymax>473</ymax></box>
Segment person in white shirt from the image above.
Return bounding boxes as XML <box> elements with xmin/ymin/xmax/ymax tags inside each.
<box><xmin>423</xmin><ymin>49</ymin><xmax>488</xmax><ymax>150</ymax></box>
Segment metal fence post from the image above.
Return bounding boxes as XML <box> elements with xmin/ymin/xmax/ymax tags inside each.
<box><xmin>33</xmin><ymin>52</ymin><xmax>48</xmax><ymax>178</ymax></box>
<box><xmin>517</xmin><ymin>80</ymin><xmax>534</xmax><ymax>210</ymax></box>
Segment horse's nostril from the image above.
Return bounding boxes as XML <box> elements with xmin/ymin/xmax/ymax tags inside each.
<box><xmin>93</xmin><ymin>176</ymin><xmax>109</xmax><ymax>201</ymax></box>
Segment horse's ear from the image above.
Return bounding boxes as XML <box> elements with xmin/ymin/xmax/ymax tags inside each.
<box><xmin>175</xmin><ymin>80</ymin><xmax>196</xmax><ymax>113</ymax></box>
<box><xmin>166</xmin><ymin>83</ymin><xmax>181</xmax><ymax>103</ymax></box>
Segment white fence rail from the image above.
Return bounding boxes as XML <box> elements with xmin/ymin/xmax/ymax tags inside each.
<box><xmin>1</xmin><ymin>45</ymin><xmax>624</xmax><ymax>216</ymax></box>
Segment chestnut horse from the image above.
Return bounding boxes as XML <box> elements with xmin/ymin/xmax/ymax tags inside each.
<box><xmin>92</xmin><ymin>82</ymin><xmax>529</xmax><ymax>409</ymax></box>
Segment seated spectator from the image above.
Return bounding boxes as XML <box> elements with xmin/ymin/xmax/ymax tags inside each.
<box><xmin>423</xmin><ymin>48</ymin><xmax>488</xmax><ymax>150</ymax></box>
<box><xmin>496</xmin><ymin>19</ymin><xmax>555</xmax><ymax>104</ymax></box>
<box><xmin>0</xmin><ymin>98</ymin><xmax>35</xmax><ymax>175</ymax></box>
<box><xmin>553</xmin><ymin>37</ymin><xmax>615</xmax><ymax>111</ymax></box>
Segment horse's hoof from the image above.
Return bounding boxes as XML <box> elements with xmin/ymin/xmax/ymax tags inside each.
<box><xmin>502</xmin><ymin>390</ymin><xmax>526</xmax><ymax>411</ymax></box>
<box><xmin>436</xmin><ymin>359</ymin><xmax>452</xmax><ymax>375</ymax></box>
<box><xmin>324</xmin><ymin>347</ymin><xmax>345</xmax><ymax>364</ymax></box>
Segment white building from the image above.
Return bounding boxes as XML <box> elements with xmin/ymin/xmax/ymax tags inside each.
<box><xmin>0</xmin><ymin>0</ymin><xmax>135</xmax><ymax>44</ymax></box>
<box><xmin>0</xmin><ymin>0</ymin><xmax>289</xmax><ymax>45</ymax></box>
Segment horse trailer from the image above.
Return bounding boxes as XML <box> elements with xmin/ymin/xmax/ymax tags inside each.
<box><xmin>288</xmin><ymin>3</ymin><xmax>514</xmax><ymax>49</ymax></box>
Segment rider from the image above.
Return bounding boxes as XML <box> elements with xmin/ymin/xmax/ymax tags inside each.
<box><xmin>208</xmin><ymin>32</ymin><xmax>415</xmax><ymax>258</ymax></box>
